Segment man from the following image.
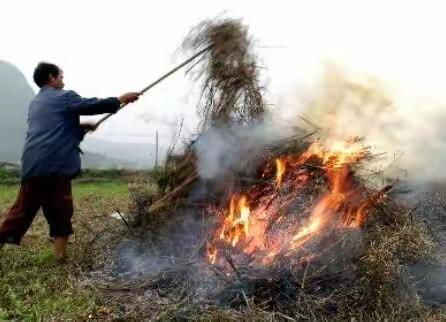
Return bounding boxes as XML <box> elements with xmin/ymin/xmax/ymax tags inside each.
<box><xmin>0</xmin><ymin>62</ymin><xmax>139</xmax><ymax>260</ymax></box>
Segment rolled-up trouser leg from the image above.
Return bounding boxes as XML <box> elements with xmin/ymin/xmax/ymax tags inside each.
<box><xmin>41</xmin><ymin>177</ymin><xmax>74</xmax><ymax>238</ymax></box>
<box><xmin>0</xmin><ymin>181</ymin><xmax>41</xmax><ymax>245</ymax></box>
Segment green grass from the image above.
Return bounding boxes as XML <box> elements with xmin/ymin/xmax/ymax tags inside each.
<box><xmin>74</xmin><ymin>181</ymin><xmax>128</xmax><ymax>198</ymax></box>
<box><xmin>0</xmin><ymin>182</ymin><xmax>128</xmax><ymax>209</ymax></box>
<box><xmin>0</xmin><ymin>246</ymin><xmax>97</xmax><ymax>321</ymax></box>
<box><xmin>0</xmin><ymin>185</ymin><xmax>18</xmax><ymax>207</ymax></box>
<box><xmin>0</xmin><ymin>178</ymin><xmax>129</xmax><ymax>320</ymax></box>
<box><xmin>0</xmin><ymin>168</ymin><xmax>146</xmax><ymax>185</ymax></box>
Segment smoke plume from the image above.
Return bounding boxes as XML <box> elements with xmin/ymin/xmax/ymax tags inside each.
<box><xmin>284</xmin><ymin>64</ymin><xmax>446</xmax><ymax>186</ymax></box>
<box><xmin>194</xmin><ymin>120</ymin><xmax>299</xmax><ymax>180</ymax></box>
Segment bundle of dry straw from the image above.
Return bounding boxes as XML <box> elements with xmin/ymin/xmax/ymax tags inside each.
<box><xmin>183</xmin><ymin>18</ymin><xmax>266</xmax><ymax>129</ymax></box>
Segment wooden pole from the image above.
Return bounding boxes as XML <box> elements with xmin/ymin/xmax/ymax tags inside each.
<box><xmin>93</xmin><ymin>45</ymin><xmax>213</xmax><ymax>129</ymax></box>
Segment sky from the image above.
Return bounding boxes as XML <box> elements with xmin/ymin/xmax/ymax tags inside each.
<box><xmin>2</xmin><ymin>0</ymin><xmax>446</xmax><ymax>152</ymax></box>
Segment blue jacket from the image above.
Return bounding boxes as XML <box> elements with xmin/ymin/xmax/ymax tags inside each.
<box><xmin>21</xmin><ymin>86</ymin><xmax>120</xmax><ymax>181</ymax></box>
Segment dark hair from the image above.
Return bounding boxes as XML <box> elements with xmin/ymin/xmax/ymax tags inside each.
<box><xmin>33</xmin><ymin>62</ymin><xmax>60</xmax><ymax>88</ymax></box>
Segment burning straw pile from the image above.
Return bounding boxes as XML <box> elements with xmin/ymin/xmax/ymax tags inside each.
<box><xmin>119</xmin><ymin>18</ymin><xmax>442</xmax><ymax>320</ymax></box>
<box><xmin>198</xmin><ymin>137</ymin><xmax>437</xmax><ymax>319</ymax></box>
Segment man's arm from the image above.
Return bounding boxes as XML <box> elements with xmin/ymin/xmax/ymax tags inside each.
<box><xmin>64</xmin><ymin>90</ymin><xmax>139</xmax><ymax>116</ymax></box>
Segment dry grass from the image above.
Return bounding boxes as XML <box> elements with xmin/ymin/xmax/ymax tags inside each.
<box><xmin>102</xmin><ymin>138</ymin><xmax>445</xmax><ymax>320</ymax></box>
<box><xmin>183</xmin><ymin>18</ymin><xmax>266</xmax><ymax>129</ymax></box>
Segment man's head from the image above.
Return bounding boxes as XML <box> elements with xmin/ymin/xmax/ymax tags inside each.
<box><xmin>33</xmin><ymin>62</ymin><xmax>64</xmax><ymax>89</ymax></box>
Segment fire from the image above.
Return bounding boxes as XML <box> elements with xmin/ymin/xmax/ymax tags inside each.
<box><xmin>206</xmin><ymin>242</ymin><xmax>218</xmax><ymax>265</ymax></box>
<box><xmin>295</xmin><ymin>138</ymin><xmax>367</xmax><ymax>168</ymax></box>
<box><xmin>219</xmin><ymin>195</ymin><xmax>251</xmax><ymax>247</ymax></box>
<box><xmin>291</xmin><ymin>165</ymin><xmax>354</xmax><ymax>249</ymax></box>
<box><xmin>275</xmin><ymin>158</ymin><xmax>287</xmax><ymax>187</ymax></box>
<box><xmin>207</xmin><ymin>138</ymin><xmax>381</xmax><ymax>266</ymax></box>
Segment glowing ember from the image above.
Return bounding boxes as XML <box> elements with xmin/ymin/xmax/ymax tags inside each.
<box><xmin>207</xmin><ymin>138</ymin><xmax>379</xmax><ymax>265</ymax></box>
<box><xmin>206</xmin><ymin>242</ymin><xmax>218</xmax><ymax>265</ymax></box>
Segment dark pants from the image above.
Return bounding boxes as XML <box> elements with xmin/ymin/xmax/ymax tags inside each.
<box><xmin>0</xmin><ymin>177</ymin><xmax>74</xmax><ymax>245</ymax></box>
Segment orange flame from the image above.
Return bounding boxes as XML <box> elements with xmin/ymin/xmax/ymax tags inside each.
<box><xmin>219</xmin><ymin>195</ymin><xmax>251</xmax><ymax>247</ymax></box>
<box><xmin>275</xmin><ymin>158</ymin><xmax>287</xmax><ymax>187</ymax></box>
<box><xmin>206</xmin><ymin>242</ymin><xmax>218</xmax><ymax>265</ymax></box>
<box><xmin>291</xmin><ymin>165</ymin><xmax>354</xmax><ymax>248</ymax></box>
<box><xmin>207</xmin><ymin>138</ymin><xmax>376</xmax><ymax>265</ymax></box>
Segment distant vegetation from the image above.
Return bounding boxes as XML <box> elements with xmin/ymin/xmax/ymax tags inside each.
<box><xmin>0</xmin><ymin>168</ymin><xmax>20</xmax><ymax>184</ymax></box>
<box><xmin>0</xmin><ymin>168</ymin><xmax>149</xmax><ymax>185</ymax></box>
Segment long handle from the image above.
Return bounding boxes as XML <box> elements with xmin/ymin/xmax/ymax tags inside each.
<box><xmin>94</xmin><ymin>45</ymin><xmax>213</xmax><ymax>128</ymax></box>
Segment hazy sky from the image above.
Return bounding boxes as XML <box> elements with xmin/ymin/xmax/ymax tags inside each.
<box><xmin>2</xmin><ymin>0</ymin><xmax>446</xmax><ymax>149</ymax></box>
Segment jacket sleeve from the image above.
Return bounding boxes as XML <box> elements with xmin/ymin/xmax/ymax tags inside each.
<box><xmin>64</xmin><ymin>90</ymin><xmax>121</xmax><ymax>116</ymax></box>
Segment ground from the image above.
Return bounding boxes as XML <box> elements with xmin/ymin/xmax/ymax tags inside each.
<box><xmin>0</xmin><ymin>171</ymin><xmax>130</xmax><ymax>320</ymax></box>
<box><xmin>1</xmin><ymin>170</ymin><xmax>446</xmax><ymax>321</ymax></box>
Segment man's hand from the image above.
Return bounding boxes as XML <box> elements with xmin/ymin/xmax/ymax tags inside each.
<box><xmin>80</xmin><ymin>123</ymin><xmax>98</xmax><ymax>132</ymax></box>
<box><xmin>118</xmin><ymin>92</ymin><xmax>140</xmax><ymax>105</ymax></box>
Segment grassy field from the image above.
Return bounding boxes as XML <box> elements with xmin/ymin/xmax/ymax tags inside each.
<box><xmin>0</xmin><ymin>172</ymin><xmax>131</xmax><ymax>320</ymax></box>
<box><xmin>1</xmin><ymin>168</ymin><xmax>445</xmax><ymax>320</ymax></box>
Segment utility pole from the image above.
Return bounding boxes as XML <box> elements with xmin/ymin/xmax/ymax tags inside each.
<box><xmin>155</xmin><ymin>131</ymin><xmax>159</xmax><ymax>168</ymax></box>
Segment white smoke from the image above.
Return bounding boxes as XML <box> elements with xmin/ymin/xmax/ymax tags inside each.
<box><xmin>281</xmin><ymin>64</ymin><xmax>446</xmax><ymax>186</ymax></box>
<box><xmin>193</xmin><ymin>64</ymin><xmax>446</xmax><ymax>190</ymax></box>
<box><xmin>194</xmin><ymin>119</ymin><xmax>299</xmax><ymax>180</ymax></box>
